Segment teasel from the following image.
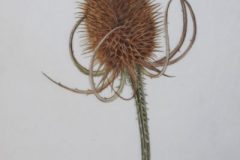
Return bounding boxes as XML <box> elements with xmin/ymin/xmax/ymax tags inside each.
<box><xmin>43</xmin><ymin>0</ymin><xmax>197</xmax><ymax>159</ymax></box>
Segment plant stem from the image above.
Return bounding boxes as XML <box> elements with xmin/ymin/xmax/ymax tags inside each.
<box><xmin>134</xmin><ymin>66</ymin><xmax>150</xmax><ymax>160</ymax></box>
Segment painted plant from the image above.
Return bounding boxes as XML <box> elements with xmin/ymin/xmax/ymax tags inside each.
<box><xmin>44</xmin><ymin>0</ymin><xmax>197</xmax><ymax>159</ymax></box>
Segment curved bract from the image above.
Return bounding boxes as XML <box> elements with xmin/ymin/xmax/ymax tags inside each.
<box><xmin>69</xmin><ymin>16</ymin><xmax>105</xmax><ymax>76</ymax></box>
<box><xmin>43</xmin><ymin>0</ymin><xmax>197</xmax><ymax>102</ymax></box>
<box><xmin>89</xmin><ymin>26</ymin><xmax>126</xmax><ymax>102</ymax></box>
<box><xmin>153</xmin><ymin>0</ymin><xmax>197</xmax><ymax>67</ymax></box>
<box><xmin>43</xmin><ymin>1</ymin><xmax>197</xmax><ymax>160</ymax></box>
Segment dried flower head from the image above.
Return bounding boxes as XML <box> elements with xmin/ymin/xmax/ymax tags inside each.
<box><xmin>43</xmin><ymin>0</ymin><xmax>197</xmax><ymax>160</ymax></box>
<box><xmin>44</xmin><ymin>0</ymin><xmax>196</xmax><ymax>102</ymax></box>
<box><xmin>84</xmin><ymin>0</ymin><xmax>159</xmax><ymax>77</ymax></box>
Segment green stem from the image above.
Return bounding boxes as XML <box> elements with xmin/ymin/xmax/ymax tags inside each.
<box><xmin>134</xmin><ymin>66</ymin><xmax>150</xmax><ymax>160</ymax></box>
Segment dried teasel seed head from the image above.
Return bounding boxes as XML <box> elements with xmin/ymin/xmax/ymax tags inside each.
<box><xmin>82</xmin><ymin>0</ymin><xmax>162</xmax><ymax>81</ymax></box>
<box><xmin>43</xmin><ymin>0</ymin><xmax>197</xmax><ymax>102</ymax></box>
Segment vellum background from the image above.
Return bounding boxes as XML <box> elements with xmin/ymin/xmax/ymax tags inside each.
<box><xmin>0</xmin><ymin>0</ymin><xmax>239</xmax><ymax>160</ymax></box>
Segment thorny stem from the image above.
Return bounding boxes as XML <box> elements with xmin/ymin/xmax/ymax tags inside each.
<box><xmin>134</xmin><ymin>66</ymin><xmax>150</xmax><ymax>160</ymax></box>
<box><xmin>43</xmin><ymin>1</ymin><xmax>197</xmax><ymax>160</ymax></box>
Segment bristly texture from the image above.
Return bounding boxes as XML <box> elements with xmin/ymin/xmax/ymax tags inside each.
<box><xmin>43</xmin><ymin>0</ymin><xmax>197</xmax><ymax>102</ymax></box>
<box><xmin>43</xmin><ymin>0</ymin><xmax>197</xmax><ymax>160</ymax></box>
<box><xmin>134</xmin><ymin>66</ymin><xmax>150</xmax><ymax>160</ymax></box>
<box><xmin>83</xmin><ymin>0</ymin><xmax>159</xmax><ymax>63</ymax></box>
<box><xmin>83</xmin><ymin>0</ymin><xmax>161</xmax><ymax>84</ymax></box>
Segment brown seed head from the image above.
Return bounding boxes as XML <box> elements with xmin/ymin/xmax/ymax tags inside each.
<box><xmin>82</xmin><ymin>0</ymin><xmax>161</xmax><ymax>80</ymax></box>
<box><xmin>43</xmin><ymin>0</ymin><xmax>197</xmax><ymax>102</ymax></box>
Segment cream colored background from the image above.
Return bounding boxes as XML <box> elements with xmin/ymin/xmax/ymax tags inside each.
<box><xmin>0</xmin><ymin>0</ymin><xmax>240</xmax><ymax>160</ymax></box>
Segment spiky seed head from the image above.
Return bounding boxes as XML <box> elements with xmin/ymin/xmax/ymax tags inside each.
<box><xmin>82</xmin><ymin>0</ymin><xmax>161</xmax><ymax>81</ymax></box>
